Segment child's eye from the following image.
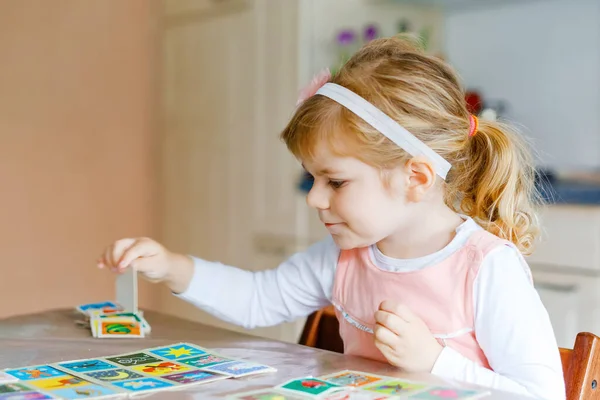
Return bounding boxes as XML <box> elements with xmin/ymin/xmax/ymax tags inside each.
<box><xmin>329</xmin><ymin>180</ymin><xmax>346</xmax><ymax>189</ymax></box>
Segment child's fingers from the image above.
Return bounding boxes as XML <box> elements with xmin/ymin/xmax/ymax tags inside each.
<box><xmin>379</xmin><ymin>300</ymin><xmax>415</xmax><ymax>323</ymax></box>
<box><xmin>117</xmin><ymin>238</ymin><xmax>159</xmax><ymax>271</ymax></box>
<box><xmin>111</xmin><ymin>238</ymin><xmax>137</xmax><ymax>268</ymax></box>
<box><xmin>375</xmin><ymin>310</ymin><xmax>406</xmax><ymax>336</ymax></box>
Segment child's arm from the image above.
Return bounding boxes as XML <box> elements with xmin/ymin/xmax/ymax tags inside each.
<box><xmin>431</xmin><ymin>246</ymin><xmax>565</xmax><ymax>400</ymax></box>
<box><xmin>99</xmin><ymin>236</ymin><xmax>339</xmax><ymax>329</ymax></box>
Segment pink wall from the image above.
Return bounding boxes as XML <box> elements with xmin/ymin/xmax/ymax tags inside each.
<box><xmin>0</xmin><ymin>0</ymin><xmax>161</xmax><ymax>317</ymax></box>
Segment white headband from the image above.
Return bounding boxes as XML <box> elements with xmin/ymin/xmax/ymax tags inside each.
<box><xmin>315</xmin><ymin>83</ymin><xmax>451</xmax><ymax>180</ymax></box>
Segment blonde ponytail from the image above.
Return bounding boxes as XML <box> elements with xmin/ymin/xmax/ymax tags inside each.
<box><xmin>447</xmin><ymin>119</ymin><xmax>541</xmax><ymax>255</ymax></box>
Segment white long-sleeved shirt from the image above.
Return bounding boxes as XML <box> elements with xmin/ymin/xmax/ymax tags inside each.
<box><xmin>177</xmin><ymin>217</ymin><xmax>565</xmax><ymax>399</ymax></box>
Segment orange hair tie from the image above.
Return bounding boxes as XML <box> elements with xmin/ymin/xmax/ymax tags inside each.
<box><xmin>468</xmin><ymin>115</ymin><xmax>479</xmax><ymax>137</ymax></box>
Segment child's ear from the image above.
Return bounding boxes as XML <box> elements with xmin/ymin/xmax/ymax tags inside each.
<box><xmin>404</xmin><ymin>157</ymin><xmax>436</xmax><ymax>202</ymax></box>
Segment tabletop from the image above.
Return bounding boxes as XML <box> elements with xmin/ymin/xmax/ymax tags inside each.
<box><xmin>0</xmin><ymin>309</ymin><xmax>530</xmax><ymax>399</ymax></box>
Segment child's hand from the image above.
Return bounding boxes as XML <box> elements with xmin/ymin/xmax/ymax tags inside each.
<box><xmin>97</xmin><ymin>237</ymin><xmax>194</xmax><ymax>293</ymax></box>
<box><xmin>374</xmin><ymin>300</ymin><xmax>443</xmax><ymax>372</ymax></box>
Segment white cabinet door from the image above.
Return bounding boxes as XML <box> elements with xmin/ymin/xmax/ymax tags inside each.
<box><xmin>532</xmin><ymin>268</ymin><xmax>600</xmax><ymax>349</ymax></box>
<box><xmin>159</xmin><ymin>0</ymin><xmax>307</xmax><ymax>343</ymax></box>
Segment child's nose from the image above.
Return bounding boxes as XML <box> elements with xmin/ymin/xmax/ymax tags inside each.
<box><xmin>306</xmin><ymin>185</ymin><xmax>329</xmax><ymax>210</ymax></box>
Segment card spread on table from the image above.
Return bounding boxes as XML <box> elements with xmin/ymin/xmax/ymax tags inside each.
<box><xmin>3</xmin><ymin>345</ymin><xmax>490</xmax><ymax>400</ymax></box>
<box><xmin>319</xmin><ymin>370</ymin><xmax>385</xmax><ymax>387</ymax></box>
<box><xmin>199</xmin><ymin>360</ymin><xmax>276</xmax><ymax>377</ymax></box>
<box><xmin>277</xmin><ymin>377</ymin><xmax>342</xmax><ymax>397</ymax></box>
<box><xmin>363</xmin><ymin>379</ymin><xmax>429</xmax><ymax>396</ymax></box>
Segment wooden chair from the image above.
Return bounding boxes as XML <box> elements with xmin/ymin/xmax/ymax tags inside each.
<box><xmin>298</xmin><ymin>305</ymin><xmax>343</xmax><ymax>354</ymax></box>
<box><xmin>560</xmin><ymin>332</ymin><xmax>600</xmax><ymax>399</ymax></box>
<box><xmin>299</xmin><ymin>307</ymin><xmax>600</xmax><ymax>400</ymax></box>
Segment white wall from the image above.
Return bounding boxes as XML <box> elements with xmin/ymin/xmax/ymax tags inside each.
<box><xmin>444</xmin><ymin>0</ymin><xmax>600</xmax><ymax>170</ymax></box>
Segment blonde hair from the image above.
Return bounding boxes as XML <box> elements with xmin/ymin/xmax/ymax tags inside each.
<box><xmin>281</xmin><ymin>35</ymin><xmax>540</xmax><ymax>255</ymax></box>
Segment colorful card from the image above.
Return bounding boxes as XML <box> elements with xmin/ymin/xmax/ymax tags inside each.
<box><xmin>0</xmin><ymin>383</ymin><xmax>35</xmax><ymax>394</ymax></box>
<box><xmin>0</xmin><ymin>372</ymin><xmax>18</xmax><ymax>384</ymax></box>
<box><xmin>408</xmin><ymin>387</ymin><xmax>490</xmax><ymax>399</ymax></box>
<box><xmin>130</xmin><ymin>361</ymin><xmax>192</xmax><ymax>377</ymax></box>
<box><xmin>111</xmin><ymin>377</ymin><xmax>174</xmax><ymax>392</ymax></box>
<box><xmin>96</xmin><ymin>320</ymin><xmax>144</xmax><ymax>338</ymax></box>
<box><xmin>57</xmin><ymin>359</ymin><xmax>117</xmax><ymax>374</ymax></box>
<box><xmin>228</xmin><ymin>388</ymin><xmax>306</xmax><ymax>399</ymax></box>
<box><xmin>278</xmin><ymin>377</ymin><xmax>341</xmax><ymax>397</ymax></box>
<box><xmin>319</xmin><ymin>370</ymin><xmax>385</xmax><ymax>387</ymax></box>
<box><xmin>76</xmin><ymin>301</ymin><xmax>122</xmax><ymax>315</ymax></box>
<box><xmin>162</xmin><ymin>370</ymin><xmax>227</xmax><ymax>385</ymax></box>
<box><xmin>4</xmin><ymin>366</ymin><xmax>66</xmax><ymax>381</ymax></box>
<box><xmin>364</xmin><ymin>379</ymin><xmax>428</xmax><ymax>396</ymax></box>
<box><xmin>200</xmin><ymin>360</ymin><xmax>276</xmax><ymax>377</ymax></box>
<box><xmin>105</xmin><ymin>353</ymin><xmax>161</xmax><ymax>367</ymax></box>
<box><xmin>49</xmin><ymin>384</ymin><xmax>120</xmax><ymax>399</ymax></box>
<box><xmin>148</xmin><ymin>344</ymin><xmax>207</xmax><ymax>360</ymax></box>
<box><xmin>0</xmin><ymin>391</ymin><xmax>55</xmax><ymax>399</ymax></box>
<box><xmin>94</xmin><ymin>312</ymin><xmax>150</xmax><ymax>333</ymax></box>
<box><xmin>27</xmin><ymin>376</ymin><xmax>89</xmax><ymax>391</ymax></box>
<box><xmin>83</xmin><ymin>369</ymin><xmax>144</xmax><ymax>383</ymax></box>
<box><xmin>178</xmin><ymin>354</ymin><xmax>230</xmax><ymax>368</ymax></box>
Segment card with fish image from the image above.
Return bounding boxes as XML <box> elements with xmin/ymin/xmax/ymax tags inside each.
<box><xmin>3</xmin><ymin>365</ymin><xmax>67</xmax><ymax>381</ymax></box>
<box><xmin>407</xmin><ymin>386</ymin><xmax>491</xmax><ymax>400</ymax></box>
<box><xmin>319</xmin><ymin>370</ymin><xmax>386</xmax><ymax>388</ymax></box>
<box><xmin>277</xmin><ymin>377</ymin><xmax>342</xmax><ymax>397</ymax></box>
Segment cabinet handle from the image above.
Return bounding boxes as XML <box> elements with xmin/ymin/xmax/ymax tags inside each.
<box><xmin>534</xmin><ymin>282</ymin><xmax>578</xmax><ymax>293</ymax></box>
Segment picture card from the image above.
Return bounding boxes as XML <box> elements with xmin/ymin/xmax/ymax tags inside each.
<box><xmin>319</xmin><ymin>370</ymin><xmax>385</xmax><ymax>388</ymax></box>
<box><xmin>147</xmin><ymin>343</ymin><xmax>208</xmax><ymax>361</ymax></box>
<box><xmin>363</xmin><ymin>379</ymin><xmax>429</xmax><ymax>396</ymax></box>
<box><xmin>3</xmin><ymin>365</ymin><xmax>66</xmax><ymax>381</ymax></box>
<box><xmin>200</xmin><ymin>360</ymin><xmax>276</xmax><ymax>378</ymax></box>
<box><xmin>96</xmin><ymin>320</ymin><xmax>144</xmax><ymax>339</ymax></box>
<box><xmin>277</xmin><ymin>377</ymin><xmax>341</xmax><ymax>397</ymax></box>
<box><xmin>178</xmin><ymin>354</ymin><xmax>231</xmax><ymax>368</ymax></box>
<box><xmin>76</xmin><ymin>301</ymin><xmax>123</xmax><ymax>316</ymax></box>
<box><xmin>56</xmin><ymin>359</ymin><xmax>118</xmax><ymax>374</ymax></box>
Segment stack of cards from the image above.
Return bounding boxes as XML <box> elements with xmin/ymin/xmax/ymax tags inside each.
<box><xmin>75</xmin><ymin>266</ymin><xmax>148</xmax><ymax>339</ymax></box>
<box><xmin>0</xmin><ymin>342</ymin><xmax>277</xmax><ymax>399</ymax></box>
<box><xmin>75</xmin><ymin>301</ymin><xmax>151</xmax><ymax>339</ymax></box>
<box><xmin>227</xmin><ymin>370</ymin><xmax>491</xmax><ymax>399</ymax></box>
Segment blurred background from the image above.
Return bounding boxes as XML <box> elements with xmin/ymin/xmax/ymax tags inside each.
<box><xmin>1</xmin><ymin>0</ymin><xmax>599</xmax><ymax>349</ymax></box>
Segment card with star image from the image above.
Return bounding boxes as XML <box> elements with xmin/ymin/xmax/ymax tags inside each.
<box><xmin>147</xmin><ymin>343</ymin><xmax>208</xmax><ymax>360</ymax></box>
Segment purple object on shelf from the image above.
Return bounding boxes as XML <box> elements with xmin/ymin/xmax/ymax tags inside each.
<box><xmin>337</xmin><ymin>29</ymin><xmax>356</xmax><ymax>45</ymax></box>
<box><xmin>364</xmin><ymin>24</ymin><xmax>379</xmax><ymax>41</ymax></box>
